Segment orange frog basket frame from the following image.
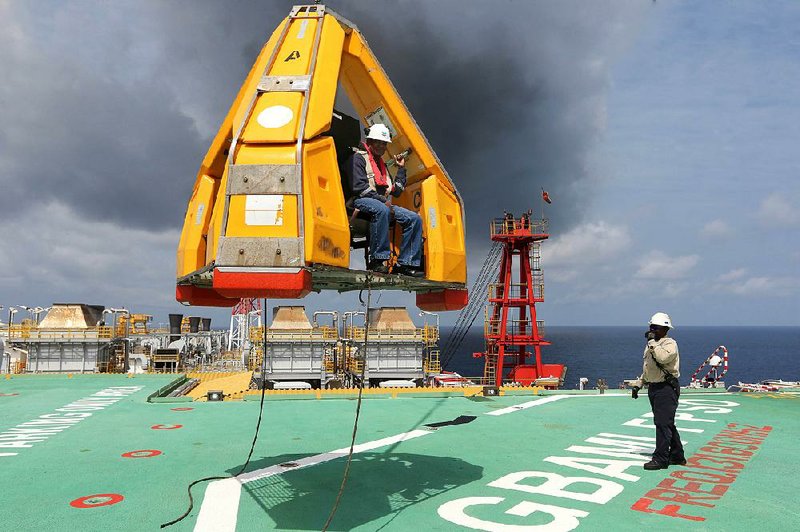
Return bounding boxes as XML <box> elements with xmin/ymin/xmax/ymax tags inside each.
<box><xmin>176</xmin><ymin>4</ymin><xmax>467</xmax><ymax>312</ymax></box>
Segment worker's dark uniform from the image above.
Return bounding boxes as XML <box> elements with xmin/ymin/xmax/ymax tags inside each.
<box><xmin>344</xmin><ymin>147</ymin><xmax>422</xmax><ymax>267</ymax></box>
<box><xmin>637</xmin><ymin>337</ymin><xmax>685</xmax><ymax>466</ymax></box>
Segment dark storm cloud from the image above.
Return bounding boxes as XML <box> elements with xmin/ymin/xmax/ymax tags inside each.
<box><xmin>0</xmin><ymin>7</ymin><xmax>203</xmax><ymax>230</ymax></box>
<box><xmin>340</xmin><ymin>0</ymin><xmax>646</xmax><ymax>242</ymax></box>
<box><xmin>1</xmin><ymin>1</ymin><xmax>645</xmax><ymax>239</ymax></box>
<box><xmin>1</xmin><ymin>81</ymin><xmax>200</xmax><ymax>230</ymax></box>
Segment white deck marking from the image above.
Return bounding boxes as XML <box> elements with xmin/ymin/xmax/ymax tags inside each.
<box><xmin>238</xmin><ymin>429</ymin><xmax>433</xmax><ymax>483</ymax></box>
<box><xmin>486</xmin><ymin>395</ymin><xmax>572</xmax><ymax>416</ymax></box>
<box><xmin>193</xmin><ymin>429</ymin><xmax>433</xmax><ymax>531</ymax></box>
<box><xmin>194</xmin><ymin>478</ymin><xmax>241</xmax><ymax>532</ymax></box>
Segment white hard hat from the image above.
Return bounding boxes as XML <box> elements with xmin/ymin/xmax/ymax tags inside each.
<box><xmin>649</xmin><ymin>312</ymin><xmax>673</xmax><ymax>329</ymax></box>
<box><xmin>366</xmin><ymin>123</ymin><xmax>392</xmax><ymax>143</ymax></box>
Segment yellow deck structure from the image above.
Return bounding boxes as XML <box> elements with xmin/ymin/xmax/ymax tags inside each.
<box><xmin>187</xmin><ymin>371</ymin><xmax>254</xmax><ymax>401</ymax></box>
<box><xmin>176</xmin><ymin>4</ymin><xmax>467</xmax><ymax>311</ymax></box>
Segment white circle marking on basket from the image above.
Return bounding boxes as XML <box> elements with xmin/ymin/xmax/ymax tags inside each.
<box><xmin>256</xmin><ymin>106</ymin><xmax>294</xmax><ymax>129</ymax></box>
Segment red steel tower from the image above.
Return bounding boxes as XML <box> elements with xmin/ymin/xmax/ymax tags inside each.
<box><xmin>476</xmin><ymin>211</ymin><xmax>565</xmax><ymax>388</ymax></box>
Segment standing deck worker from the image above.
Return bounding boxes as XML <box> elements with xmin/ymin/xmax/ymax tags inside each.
<box><xmin>631</xmin><ymin>312</ymin><xmax>686</xmax><ymax>470</ymax></box>
<box><xmin>346</xmin><ymin>124</ymin><xmax>423</xmax><ymax>277</ymax></box>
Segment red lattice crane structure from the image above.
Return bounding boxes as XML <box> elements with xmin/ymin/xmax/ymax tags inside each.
<box><xmin>474</xmin><ymin>211</ymin><xmax>566</xmax><ymax>388</ymax></box>
<box><xmin>232</xmin><ymin>298</ymin><xmax>260</xmax><ymax>317</ymax></box>
<box><xmin>228</xmin><ymin>298</ymin><xmax>263</xmax><ymax>352</ymax></box>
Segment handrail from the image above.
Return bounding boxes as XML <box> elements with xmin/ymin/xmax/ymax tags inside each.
<box><xmin>490</xmin><ymin>217</ymin><xmax>548</xmax><ymax>237</ymax></box>
<box><xmin>4</xmin><ymin>326</ymin><xmax>114</xmax><ymax>340</ymax></box>
<box><xmin>484</xmin><ymin>317</ymin><xmax>545</xmax><ymax>339</ymax></box>
<box><xmin>690</xmin><ymin>345</ymin><xmax>729</xmax><ymax>387</ymax></box>
<box><xmin>488</xmin><ymin>283</ymin><xmax>543</xmax><ymax>301</ymax></box>
<box><xmin>249</xmin><ymin>326</ymin><xmax>338</xmax><ymax>341</ymax></box>
<box><xmin>344</xmin><ymin>327</ymin><xmax>427</xmax><ymax>341</ymax></box>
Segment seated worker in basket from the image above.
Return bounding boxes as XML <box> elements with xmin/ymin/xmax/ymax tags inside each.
<box><xmin>346</xmin><ymin>123</ymin><xmax>423</xmax><ymax>277</ymax></box>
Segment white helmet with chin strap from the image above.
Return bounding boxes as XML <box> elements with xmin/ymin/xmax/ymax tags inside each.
<box><xmin>649</xmin><ymin>312</ymin><xmax>673</xmax><ymax>329</ymax></box>
<box><xmin>365</xmin><ymin>123</ymin><xmax>392</xmax><ymax>143</ymax></box>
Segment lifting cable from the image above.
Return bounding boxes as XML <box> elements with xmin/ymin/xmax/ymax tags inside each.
<box><xmin>441</xmin><ymin>242</ymin><xmax>502</xmax><ymax>365</ymax></box>
<box><xmin>160</xmin><ymin>298</ymin><xmax>270</xmax><ymax>529</ymax></box>
<box><xmin>447</xmin><ymin>242</ymin><xmax>501</xmax><ymax>347</ymax></box>
<box><xmin>322</xmin><ymin>275</ymin><xmax>373</xmax><ymax>531</ymax></box>
<box><xmin>441</xmin><ymin>254</ymin><xmax>494</xmax><ymax>361</ymax></box>
<box><xmin>441</xmin><ymin>242</ymin><xmax>502</xmax><ymax>367</ymax></box>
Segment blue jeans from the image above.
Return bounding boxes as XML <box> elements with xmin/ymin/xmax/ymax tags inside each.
<box><xmin>353</xmin><ymin>197</ymin><xmax>422</xmax><ymax>267</ymax></box>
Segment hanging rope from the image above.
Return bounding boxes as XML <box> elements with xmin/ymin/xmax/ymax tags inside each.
<box><xmin>160</xmin><ymin>299</ymin><xmax>270</xmax><ymax>528</ymax></box>
<box><xmin>322</xmin><ymin>275</ymin><xmax>373</xmax><ymax>530</ymax></box>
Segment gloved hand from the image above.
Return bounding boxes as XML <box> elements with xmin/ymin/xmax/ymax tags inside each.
<box><xmin>631</xmin><ymin>386</ymin><xmax>640</xmax><ymax>399</ymax></box>
<box><xmin>645</xmin><ymin>331</ymin><xmax>656</xmax><ymax>341</ymax></box>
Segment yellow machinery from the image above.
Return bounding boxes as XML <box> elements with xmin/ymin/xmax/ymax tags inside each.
<box><xmin>115</xmin><ymin>313</ymin><xmax>153</xmax><ymax>336</ymax></box>
<box><xmin>176</xmin><ymin>4</ymin><xmax>467</xmax><ymax>311</ymax></box>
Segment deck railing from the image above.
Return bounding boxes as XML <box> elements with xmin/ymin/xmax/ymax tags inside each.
<box><xmin>484</xmin><ymin>317</ymin><xmax>545</xmax><ymax>339</ymax></box>
<box><xmin>3</xmin><ymin>325</ymin><xmax>114</xmax><ymax>340</ymax></box>
<box><xmin>490</xmin><ymin>217</ymin><xmax>548</xmax><ymax>237</ymax></box>
<box><xmin>344</xmin><ymin>327</ymin><xmax>426</xmax><ymax>342</ymax></box>
<box><xmin>249</xmin><ymin>326</ymin><xmax>338</xmax><ymax>342</ymax></box>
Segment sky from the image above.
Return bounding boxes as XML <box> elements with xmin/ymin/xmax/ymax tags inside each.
<box><xmin>0</xmin><ymin>0</ymin><xmax>798</xmax><ymax>328</ymax></box>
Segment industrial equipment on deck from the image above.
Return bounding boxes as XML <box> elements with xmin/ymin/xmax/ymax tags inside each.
<box><xmin>252</xmin><ymin>306</ymin><xmax>338</xmax><ymax>388</ymax></box>
<box><xmin>228</xmin><ymin>298</ymin><xmax>262</xmax><ymax>354</ymax></box>
<box><xmin>473</xmin><ymin>212</ymin><xmax>566</xmax><ymax>388</ymax></box>
<box><xmin>4</xmin><ymin>304</ymin><xmax>114</xmax><ymax>373</ymax></box>
<box><xmin>2</xmin><ymin>304</ymin><xmax>226</xmax><ymax>374</ymax></box>
<box><xmin>248</xmin><ymin>305</ymin><xmax>441</xmax><ymax>388</ymax></box>
<box><xmin>343</xmin><ymin>307</ymin><xmax>435</xmax><ymax>387</ymax></box>
<box><xmin>176</xmin><ymin>4</ymin><xmax>467</xmax><ymax>311</ymax></box>
<box><xmin>151</xmin><ymin>348</ymin><xmax>180</xmax><ymax>372</ymax></box>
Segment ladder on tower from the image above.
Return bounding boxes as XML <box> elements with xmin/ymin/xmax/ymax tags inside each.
<box><xmin>531</xmin><ymin>241</ymin><xmax>545</xmax><ymax>300</ymax></box>
<box><xmin>482</xmin><ymin>346</ymin><xmax>498</xmax><ymax>385</ymax></box>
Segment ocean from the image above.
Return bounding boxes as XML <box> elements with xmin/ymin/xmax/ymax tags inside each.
<box><xmin>443</xmin><ymin>326</ymin><xmax>800</xmax><ymax>389</ymax></box>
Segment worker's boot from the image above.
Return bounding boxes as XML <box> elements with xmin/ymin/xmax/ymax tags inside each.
<box><xmin>395</xmin><ymin>264</ymin><xmax>424</xmax><ymax>278</ymax></box>
<box><xmin>367</xmin><ymin>260</ymin><xmax>390</xmax><ymax>274</ymax></box>
<box><xmin>643</xmin><ymin>460</ymin><xmax>668</xmax><ymax>470</ymax></box>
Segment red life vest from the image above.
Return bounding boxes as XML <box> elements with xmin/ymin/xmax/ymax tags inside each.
<box><xmin>361</xmin><ymin>142</ymin><xmax>389</xmax><ymax>187</ymax></box>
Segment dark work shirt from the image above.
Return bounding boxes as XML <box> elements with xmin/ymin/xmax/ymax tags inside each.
<box><xmin>346</xmin><ymin>151</ymin><xmax>407</xmax><ymax>201</ymax></box>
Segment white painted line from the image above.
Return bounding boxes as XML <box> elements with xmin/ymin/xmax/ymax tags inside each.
<box><xmin>681</xmin><ymin>391</ymin><xmax>736</xmax><ymax>396</ymax></box>
<box><xmin>486</xmin><ymin>395</ymin><xmax>572</xmax><ymax>416</ymax></box>
<box><xmin>565</xmin><ymin>394</ymin><xmax>629</xmax><ymax>398</ymax></box>
<box><xmin>238</xmin><ymin>429</ymin><xmax>433</xmax><ymax>483</ymax></box>
<box><xmin>194</xmin><ymin>478</ymin><xmax>241</xmax><ymax>532</ymax></box>
<box><xmin>193</xmin><ymin>429</ymin><xmax>434</xmax><ymax>531</ymax></box>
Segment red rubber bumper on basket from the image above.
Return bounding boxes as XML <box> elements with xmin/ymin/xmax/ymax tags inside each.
<box><xmin>175</xmin><ymin>285</ymin><xmax>238</xmax><ymax>307</ymax></box>
<box><xmin>212</xmin><ymin>268</ymin><xmax>312</xmax><ymax>299</ymax></box>
<box><xmin>416</xmin><ymin>288</ymin><xmax>468</xmax><ymax>311</ymax></box>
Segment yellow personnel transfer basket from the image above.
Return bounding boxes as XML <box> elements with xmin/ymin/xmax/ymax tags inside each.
<box><xmin>176</xmin><ymin>4</ymin><xmax>467</xmax><ymax>311</ymax></box>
